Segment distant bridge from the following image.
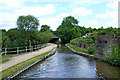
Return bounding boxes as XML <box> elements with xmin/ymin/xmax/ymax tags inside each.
<box><xmin>49</xmin><ymin>35</ymin><xmax>60</xmax><ymax>43</ymax></box>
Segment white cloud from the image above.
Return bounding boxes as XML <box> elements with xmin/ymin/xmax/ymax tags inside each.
<box><xmin>107</xmin><ymin>1</ymin><xmax>118</xmax><ymax>9</ymax></box>
<box><xmin>73</xmin><ymin>7</ymin><xmax>92</xmax><ymax>16</ymax></box>
<box><xmin>0</xmin><ymin>13</ymin><xmax>17</xmax><ymax>30</ymax></box>
<box><xmin>0</xmin><ymin>0</ymin><xmax>118</xmax><ymax>31</ymax></box>
<box><xmin>88</xmin><ymin>20</ymin><xmax>97</xmax><ymax>25</ymax></box>
<box><xmin>15</xmin><ymin>4</ymin><xmax>56</xmax><ymax>16</ymax></box>
<box><xmin>22</xmin><ymin>0</ymin><xmax>113</xmax><ymax>4</ymax></box>
<box><xmin>96</xmin><ymin>11</ymin><xmax>117</xmax><ymax>22</ymax></box>
<box><xmin>0</xmin><ymin>4</ymin><xmax>56</xmax><ymax>31</ymax></box>
<box><xmin>0</xmin><ymin>0</ymin><xmax>23</xmax><ymax>8</ymax></box>
<box><xmin>96</xmin><ymin>11</ymin><xmax>117</xmax><ymax>28</ymax></box>
<box><xmin>96</xmin><ymin>14</ymin><xmax>107</xmax><ymax>19</ymax></box>
<box><xmin>39</xmin><ymin>13</ymin><xmax>71</xmax><ymax>31</ymax></box>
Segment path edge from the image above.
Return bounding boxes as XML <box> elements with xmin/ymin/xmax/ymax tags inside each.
<box><xmin>5</xmin><ymin>47</ymin><xmax>57</xmax><ymax>80</ymax></box>
<box><xmin>65</xmin><ymin>44</ymin><xmax>99</xmax><ymax>59</ymax></box>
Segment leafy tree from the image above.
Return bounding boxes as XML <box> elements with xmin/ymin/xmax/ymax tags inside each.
<box><xmin>2</xmin><ymin>29</ymin><xmax>10</xmax><ymax>48</ymax></box>
<box><xmin>40</xmin><ymin>25</ymin><xmax>50</xmax><ymax>32</ymax></box>
<box><xmin>5</xmin><ymin>28</ymin><xmax>28</xmax><ymax>47</ymax></box>
<box><xmin>17</xmin><ymin>15</ymin><xmax>39</xmax><ymax>31</ymax></box>
<box><xmin>56</xmin><ymin>16</ymin><xmax>89</xmax><ymax>43</ymax></box>
<box><xmin>17</xmin><ymin>15</ymin><xmax>39</xmax><ymax>46</ymax></box>
<box><xmin>37</xmin><ymin>31</ymin><xmax>53</xmax><ymax>44</ymax></box>
<box><xmin>86</xmin><ymin>27</ymin><xmax>94</xmax><ymax>33</ymax></box>
<box><xmin>56</xmin><ymin>16</ymin><xmax>80</xmax><ymax>43</ymax></box>
<box><xmin>98</xmin><ymin>27</ymin><xmax>118</xmax><ymax>34</ymax></box>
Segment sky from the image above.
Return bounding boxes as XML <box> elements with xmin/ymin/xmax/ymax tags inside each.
<box><xmin>0</xmin><ymin>0</ymin><xmax>118</xmax><ymax>31</ymax></box>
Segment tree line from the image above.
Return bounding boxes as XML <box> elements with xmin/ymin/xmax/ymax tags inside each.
<box><xmin>2</xmin><ymin>15</ymin><xmax>53</xmax><ymax>48</ymax></box>
<box><xmin>55</xmin><ymin>16</ymin><xmax>118</xmax><ymax>44</ymax></box>
<box><xmin>2</xmin><ymin>15</ymin><xmax>118</xmax><ymax>48</ymax></box>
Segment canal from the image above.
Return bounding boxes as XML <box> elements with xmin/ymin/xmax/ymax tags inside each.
<box><xmin>17</xmin><ymin>45</ymin><xmax>119</xmax><ymax>79</ymax></box>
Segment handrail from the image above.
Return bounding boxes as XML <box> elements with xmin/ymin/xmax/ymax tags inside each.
<box><xmin>0</xmin><ymin>43</ymin><xmax>51</xmax><ymax>56</ymax></box>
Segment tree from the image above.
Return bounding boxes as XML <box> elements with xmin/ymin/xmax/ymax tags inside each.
<box><xmin>56</xmin><ymin>16</ymin><xmax>84</xmax><ymax>43</ymax></box>
<box><xmin>17</xmin><ymin>15</ymin><xmax>39</xmax><ymax>31</ymax></box>
<box><xmin>40</xmin><ymin>25</ymin><xmax>50</xmax><ymax>32</ymax></box>
<box><xmin>37</xmin><ymin>31</ymin><xmax>53</xmax><ymax>44</ymax></box>
<box><xmin>2</xmin><ymin>29</ymin><xmax>10</xmax><ymax>48</ymax></box>
<box><xmin>17</xmin><ymin>15</ymin><xmax>39</xmax><ymax>46</ymax></box>
<box><xmin>86</xmin><ymin>27</ymin><xmax>94</xmax><ymax>33</ymax></box>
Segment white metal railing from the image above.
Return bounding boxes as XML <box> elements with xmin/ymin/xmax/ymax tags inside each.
<box><xmin>0</xmin><ymin>43</ymin><xmax>51</xmax><ymax>56</ymax></box>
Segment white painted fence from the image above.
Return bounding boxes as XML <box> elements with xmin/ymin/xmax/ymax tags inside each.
<box><xmin>0</xmin><ymin>43</ymin><xmax>51</xmax><ymax>56</ymax></box>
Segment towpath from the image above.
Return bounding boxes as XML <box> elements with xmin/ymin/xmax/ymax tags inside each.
<box><xmin>0</xmin><ymin>44</ymin><xmax>57</xmax><ymax>72</ymax></box>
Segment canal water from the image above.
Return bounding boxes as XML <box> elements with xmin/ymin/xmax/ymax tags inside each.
<box><xmin>17</xmin><ymin>45</ymin><xmax>119</xmax><ymax>79</ymax></box>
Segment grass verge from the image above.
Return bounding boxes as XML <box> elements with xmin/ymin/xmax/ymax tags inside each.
<box><xmin>66</xmin><ymin>43</ymin><xmax>88</xmax><ymax>53</ymax></box>
<box><xmin>0</xmin><ymin>54</ymin><xmax>22</xmax><ymax>63</ymax></box>
<box><xmin>0</xmin><ymin>47</ymin><xmax>55</xmax><ymax>79</ymax></box>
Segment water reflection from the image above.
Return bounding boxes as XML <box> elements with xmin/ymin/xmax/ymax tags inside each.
<box><xmin>96</xmin><ymin>61</ymin><xmax>120</xmax><ymax>79</ymax></box>
<box><xmin>17</xmin><ymin>45</ymin><xmax>119</xmax><ymax>79</ymax></box>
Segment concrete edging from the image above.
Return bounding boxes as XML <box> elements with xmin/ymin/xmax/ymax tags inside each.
<box><xmin>6</xmin><ymin>47</ymin><xmax>57</xmax><ymax>80</ymax></box>
<box><xmin>65</xmin><ymin>44</ymin><xmax>98</xmax><ymax>59</ymax></box>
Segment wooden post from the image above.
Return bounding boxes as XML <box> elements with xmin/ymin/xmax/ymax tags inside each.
<box><xmin>32</xmin><ymin>46</ymin><xmax>33</xmax><ymax>52</ymax></box>
<box><xmin>35</xmin><ymin>45</ymin><xmax>36</xmax><ymax>50</ymax></box>
<box><xmin>38</xmin><ymin>45</ymin><xmax>40</xmax><ymax>49</ymax></box>
<box><xmin>37</xmin><ymin>45</ymin><xmax>39</xmax><ymax>49</ymax></box>
<box><xmin>40</xmin><ymin>45</ymin><xmax>41</xmax><ymax>49</ymax></box>
<box><xmin>30</xmin><ymin>46</ymin><xmax>31</xmax><ymax>52</ymax></box>
<box><xmin>26</xmin><ymin>46</ymin><xmax>27</xmax><ymax>53</ymax></box>
<box><xmin>5</xmin><ymin>48</ymin><xmax>7</xmax><ymax>55</ymax></box>
<box><xmin>36</xmin><ymin>45</ymin><xmax>38</xmax><ymax>50</ymax></box>
<box><xmin>17</xmin><ymin>47</ymin><xmax>19</xmax><ymax>54</ymax></box>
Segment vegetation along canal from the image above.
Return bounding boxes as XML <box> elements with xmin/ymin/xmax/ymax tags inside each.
<box><xmin>17</xmin><ymin>45</ymin><xmax>119</xmax><ymax>79</ymax></box>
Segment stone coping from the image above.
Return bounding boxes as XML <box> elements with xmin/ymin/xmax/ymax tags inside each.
<box><xmin>65</xmin><ymin>44</ymin><xmax>99</xmax><ymax>59</ymax></box>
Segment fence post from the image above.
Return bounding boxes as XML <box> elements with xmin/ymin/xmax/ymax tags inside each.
<box><xmin>17</xmin><ymin>47</ymin><xmax>19</xmax><ymax>54</ymax></box>
<box><xmin>40</xmin><ymin>45</ymin><xmax>41</xmax><ymax>49</ymax></box>
<box><xmin>36</xmin><ymin>45</ymin><xmax>37</xmax><ymax>50</ymax></box>
<box><xmin>5</xmin><ymin>48</ymin><xmax>7</xmax><ymax>55</ymax></box>
<box><xmin>30</xmin><ymin>46</ymin><xmax>32</xmax><ymax>52</ymax></box>
<box><xmin>31</xmin><ymin>46</ymin><xmax>33</xmax><ymax>52</ymax></box>
<box><xmin>37</xmin><ymin>45</ymin><xmax>39</xmax><ymax>49</ymax></box>
<box><xmin>35</xmin><ymin>45</ymin><xmax>36</xmax><ymax>50</ymax></box>
<box><xmin>26</xmin><ymin>46</ymin><xmax>27</xmax><ymax>53</ymax></box>
<box><xmin>32</xmin><ymin>46</ymin><xmax>33</xmax><ymax>51</ymax></box>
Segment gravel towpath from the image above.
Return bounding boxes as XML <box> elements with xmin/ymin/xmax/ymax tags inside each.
<box><xmin>0</xmin><ymin>44</ymin><xmax>57</xmax><ymax>72</ymax></box>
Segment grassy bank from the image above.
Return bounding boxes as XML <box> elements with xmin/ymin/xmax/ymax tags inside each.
<box><xmin>0</xmin><ymin>47</ymin><xmax>55</xmax><ymax>79</ymax></box>
<box><xmin>66</xmin><ymin>43</ymin><xmax>88</xmax><ymax>53</ymax></box>
<box><xmin>66</xmin><ymin>43</ymin><xmax>95</xmax><ymax>55</ymax></box>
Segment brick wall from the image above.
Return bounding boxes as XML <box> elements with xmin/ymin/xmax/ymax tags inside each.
<box><xmin>72</xmin><ymin>42</ymin><xmax>91</xmax><ymax>49</ymax></box>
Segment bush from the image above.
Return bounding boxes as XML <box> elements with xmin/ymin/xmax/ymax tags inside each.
<box><xmin>58</xmin><ymin>40</ymin><xmax>62</xmax><ymax>44</ymax></box>
<box><xmin>70</xmin><ymin>37</ymin><xmax>94</xmax><ymax>44</ymax></box>
<box><xmin>106</xmin><ymin>54</ymin><xmax>120</xmax><ymax>65</ymax></box>
<box><xmin>87</xmin><ymin>45</ymin><xmax>95</xmax><ymax>55</ymax></box>
<box><xmin>37</xmin><ymin>31</ymin><xmax>53</xmax><ymax>44</ymax></box>
<box><xmin>104</xmin><ymin>45</ymin><xmax>120</xmax><ymax>66</ymax></box>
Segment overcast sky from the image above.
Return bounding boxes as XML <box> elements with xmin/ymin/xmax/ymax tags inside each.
<box><xmin>0</xmin><ymin>0</ymin><xmax>118</xmax><ymax>31</ymax></box>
